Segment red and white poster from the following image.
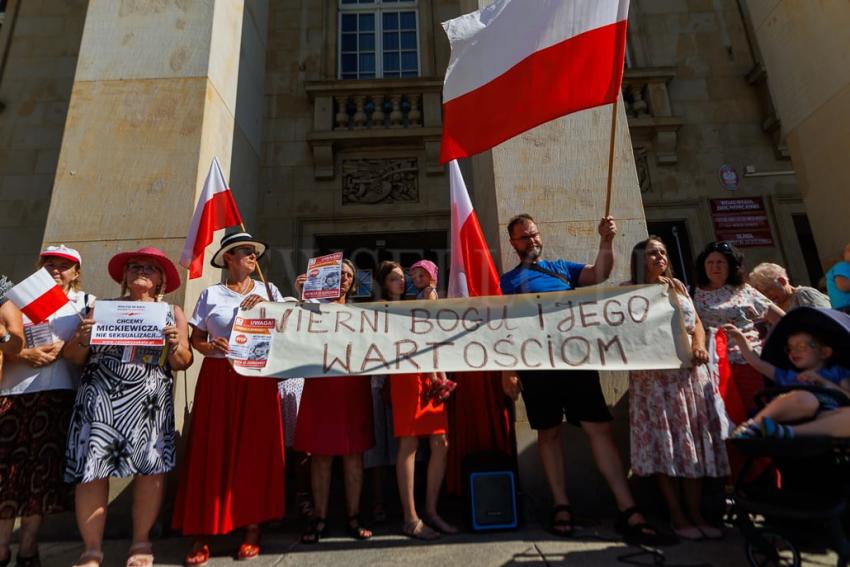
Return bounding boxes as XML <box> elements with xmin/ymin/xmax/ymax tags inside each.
<box><xmin>710</xmin><ymin>197</ymin><xmax>774</xmax><ymax>248</ymax></box>
<box><xmin>228</xmin><ymin>316</ymin><xmax>275</xmax><ymax>368</ymax></box>
<box><xmin>302</xmin><ymin>252</ymin><xmax>344</xmax><ymax>300</ymax></box>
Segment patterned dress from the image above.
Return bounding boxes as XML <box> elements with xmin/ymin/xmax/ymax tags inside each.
<box><xmin>629</xmin><ymin>291</ymin><xmax>730</xmax><ymax>478</ymax></box>
<box><xmin>64</xmin><ymin>309</ymin><xmax>176</xmax><ymax>483</ymax></box>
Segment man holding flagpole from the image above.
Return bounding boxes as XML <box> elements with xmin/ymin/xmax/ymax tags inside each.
<box><xmin>500</xmin><ymin>214</ymin><xmax>667</xmax><ymax>545</ymax></box>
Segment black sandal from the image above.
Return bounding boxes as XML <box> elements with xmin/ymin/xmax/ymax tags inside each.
<box><xmin>549</xmin><ymin>504</ymin><xmax>575</xmax><ymax>537</ymax></box>
<box><xmin>615</xmin><ymin>506</ymin><xmax>675</xmax><ymax>547</ymax></box>
<box><xmin>300</xmin><ymin>517</ymin><xmax>327</xmax><ymax>545</ymax></box>
<box><xmin>346</xmin><ymin>515</ymin><xmax>373</xmax><ymax>540</ymax></box>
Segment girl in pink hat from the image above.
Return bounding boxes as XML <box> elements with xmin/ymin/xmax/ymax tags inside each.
<box><xmin>409</xmin><ymin>260</ymin><xmax>439</xmax><ymax>300</ymax></box>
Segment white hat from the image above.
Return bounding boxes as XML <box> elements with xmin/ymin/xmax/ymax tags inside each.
<box><xmin>210</xmin><ymin>232</ymin><xmax>268</xmax><ymax>269</ymax></box>
<box><xmin>40</xmin><ymin>244</ymin><xmax>82</xmax><ymax>265</ymax></box>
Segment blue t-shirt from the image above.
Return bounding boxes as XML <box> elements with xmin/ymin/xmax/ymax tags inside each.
<box><xmin>500</xmin><ymin>259</ymin><xmax>586</xmax><ymax>295</ymax></box>
<box><xmin>773</xmin><ymin>365</ymin><xmax>850</xmax><ymax>387</ymax></box>
<box><xmin>826</xmin><ymin>261</ymin><xmax>850</xmax><ymax>310</ymax></box>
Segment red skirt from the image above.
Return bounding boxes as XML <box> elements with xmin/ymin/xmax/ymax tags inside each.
<box><xmin>390</xmin><ymin>373</ymin><xmax>447</xmax><ymax>437</ymax></box>
<box><xmin>294</xmin><ymin>376</ymin><xmax>374</xmax><ymax>456</ymax></box>
<box><xmin>171</xmin><ymin>358</ymin><xmax>285</xmax><ymax>535</ymax></box>
<box><xmin>445</xmin><ymin>371</ymin><xmax>514</xmax><ymax>495</ymax></box>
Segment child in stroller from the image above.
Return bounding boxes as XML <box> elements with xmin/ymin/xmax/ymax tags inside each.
<box><xmin>723</xmin><ymin>315</ymin><xmax>850</xmax><ymax>439</ymax></box>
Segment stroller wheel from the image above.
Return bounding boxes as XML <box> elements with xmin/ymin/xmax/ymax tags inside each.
<box><xmin>745</xmin><ymin>530</ymin><xmax>801</xmax><ymax>567</ymax></box>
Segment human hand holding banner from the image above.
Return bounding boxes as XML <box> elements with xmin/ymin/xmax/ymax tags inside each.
<box><xmin>232</xmin><ymin>284</ymin><xmax>691</xmax><ymax>379</ymax></box>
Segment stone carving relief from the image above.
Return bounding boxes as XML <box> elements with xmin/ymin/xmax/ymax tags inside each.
<box><xmin>342</xmin><ymin>158</ymin><xmax>419</xmax><ymax>205</ymax></box>
<box><xmin>634</xmin><ymin>146</ymin><xmax>651</xmax><ymax>194</ymax></box>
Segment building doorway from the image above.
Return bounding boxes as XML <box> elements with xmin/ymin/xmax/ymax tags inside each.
<box><xmin>791</xmin><ymin>213</ymin><xmax>824</xmax><ymax>287</ymax></box>
<box><xmin>647</xmin><ymin>221</ymin><xmax>695</xmax><ymax>287</ymax></box>
<box><xmin>314</xmin><ymin>230</ymin><xmax>448</xmax><ymax>300</ymax></box>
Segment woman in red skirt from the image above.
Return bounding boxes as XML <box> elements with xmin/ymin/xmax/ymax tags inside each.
<box><xmin>380</xmin><ymin>260</ymin><xmax>456</xmax><ymax>540</ymax></box>
<box><xmin>294</xmin><ymin>259</ymin><xmax>375</xmax><ymax>544</ymax></box>
<box><xmin>172</xmin><ymin>233</ymin><xmax>286</xmax><ymax>565</ymax></box>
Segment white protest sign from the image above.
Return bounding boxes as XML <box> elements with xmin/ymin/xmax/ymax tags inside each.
<box><xmin>91</xmin><ymin>300</ymin><xmax>168</xmax><ymax>347</ymax></box>
<box><xmin>233</xmin><ymin>284</ymin><xmax>691</xmax><ymax>379</ymax></box>
<box><xmin>228</xmin><ymin>316</ymin><xmax>275</xmax><ymax>368</ymax></box>
<box><xmin>302</xmin><ymin>252</ymin><xmax>343</xmax><ymax>300</ymax></box>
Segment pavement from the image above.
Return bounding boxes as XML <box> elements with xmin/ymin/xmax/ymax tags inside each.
<box><xmin>20</xmin><ymin>518</ymin><xmax>840</xmax><ymax>567</ymax></box>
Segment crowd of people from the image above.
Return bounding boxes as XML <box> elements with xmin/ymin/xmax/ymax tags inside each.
<box><xmin>0</xmin><ymin>218</ymin><xmax>849</xmax><ymax>567</ymax></box>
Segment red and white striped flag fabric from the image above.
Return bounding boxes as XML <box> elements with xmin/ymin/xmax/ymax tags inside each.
<box><xmin>447</xmin><ymin>160</ymin><xmax>501</xmax><ymax>298</ymax></box>
<box><xmin>180</xmin><ymin>157</ymin><xmax>243</xmax><ymax>279</ymax></box>
<box><xmin>440</xmin><ymin>0</ymin><xmax>629</xmax><ymax>163</ymax></box>
<box><xmin>6</xmin><ymin>268</ymin><xmax>69</xmax><ymax>324</ymax></box>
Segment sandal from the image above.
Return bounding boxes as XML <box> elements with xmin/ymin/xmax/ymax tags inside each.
<box><xmin>346</xmin><ymin>515</ymin><xmax>373</xmax><ymax>540</ymax></box>
<box><xmin>74</xmin><ymin>550</ymin><xmax>103</xmax><ymax>567</ymax></box>
<box><xmin>425</xmin><ymin>515</ymin><xmax>459</xmax><ymax>534</ymax></box>
<box><xmin>549</xmin><ymin>504</ymin><xmax>575</xmax><ymax>537</ymax></box>
<box><xmin>762</xmin><ymin>417</ymin><xmax>796</xmax><ymax>439</ymax></box>
<box><xmin>236</xmin><ymin>543</ymin><xmax>260</xmax><ymax>561</ymax></box>
<box><xmin>126</xmin><ymin>543</ymin><xmax>154</xmax><ymax>567</ymax></box>
<box><xmin>402</xmin><ymin>518</ymin><xmax>440</xmax><ymax>541</ymax></box>
<box><xmin>732</xmin><ymin>419</ymin><xmax>762</xmax><ymax>439</ymax></box>
<box><xmin>615</xmin><ymin>506</ymin><xmax>675</xmax><ymax>547</ymax></box>
<box><xmin>301</xmin><ymin>516</ymin><xmax>327</xmax><ymax>544</ymax></box>
<box><xmin>184</xmin><ymin>543</ymin><xmax>210</xmax><ymax>566</ymax></box>
<box><xmin>15</xmin><ymin>553</ymin><xmax>41</xmax><ymax>567</ymax></box>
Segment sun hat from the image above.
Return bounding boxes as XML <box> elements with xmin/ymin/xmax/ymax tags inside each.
<box><xmin>210</xmin><ymin>232</ymin><xmax>268</xmax><ymax>269</ymax></box>
<box><xmin>108</xmin><ymin>246</ymin><xmax>181</xmax><ymax>294</ymax></box>
<box><xmin>410</xmin><ymin>259</ymin><xmax>438</xmax><ymax>284</ymax></box>
<box><xmin>40</xmin><ymin>244</ymin><xmax>82</xmax><ymax>265</ymax></box>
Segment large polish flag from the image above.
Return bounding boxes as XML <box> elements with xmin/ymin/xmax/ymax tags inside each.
<box><xmin>447</xmin><ymin>160</ymin><xmax>501</xmax><ymax>298</ymax></box>
<box><xmin>180</xmin><ymin>157</ymin><xmax>243</xmax><ymax>279</ymax></box>
<box><xmin>440</xmin><ymin>0</ymin><xmax>629</xmax><ymax>163</ymax></box>
<box><xmin>6</xmin><ymin>268</ymin><xmax>70</xmax><ymax>324</ymax></box>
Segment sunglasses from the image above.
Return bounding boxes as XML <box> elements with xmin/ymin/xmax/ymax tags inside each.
<box><xmin>230</xmin><ymin>246</ymin><xmax>258</xmax><ymax>257</ymax></box>
<box><xmin>127</xmin><ymin>263</ymin><xmax>161</xmax><ymax>275</ymax></box>
<box><xmin>707</xmin><ymin>241</ymin><xmax>734</xmax><ymax>254</ymax></box>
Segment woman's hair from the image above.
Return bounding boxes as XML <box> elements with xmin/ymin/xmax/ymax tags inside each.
<box><xmin>37</xmin><ymin>257</ymin><xmax>81</xmax><ymax>292</ymax></box>
<box><xmin>629</xmin><ymin>236</ymin><xmax>672</xmax><ymax>284</ymax></box>
<box><xmin>342</xmin><ymin>258</ymin><xmax>358</xmax><ymax>298</ymax></box>
<box><xmin>120</xmin><ymin>259</ymin><xmax>165</xmax><ymax>301</ymax></box>
<box><xmin>694</xmin><ymin>241</ymin><xmax>745</xmax><ymax>287</ymax></box>
<box><xmin>749</xmin><ymin>262</ymin><xmax>787</xmax><ymax>291</ymax></box>
<box><xmin>376</xmin><ymin>260</ymin><xmax>403</xmax><ymax>300</ymax></box>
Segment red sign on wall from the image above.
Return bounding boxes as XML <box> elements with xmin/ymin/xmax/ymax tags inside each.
<box><xmin>710</xmin><ymin>197</ymin><xmax>774</xmax><ymax>248</ymax></box>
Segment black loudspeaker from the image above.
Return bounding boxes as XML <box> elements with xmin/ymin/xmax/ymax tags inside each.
<box><xmin>463</xmin><ymin>451</ymin><xmax>518</xmax><ymax>531</ymax></box>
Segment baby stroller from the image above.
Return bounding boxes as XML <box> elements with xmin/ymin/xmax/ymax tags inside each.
<box><xmin>730</xmin><ymin>307</ymin><xmax>850</xmax><ymax>567</ymax></box>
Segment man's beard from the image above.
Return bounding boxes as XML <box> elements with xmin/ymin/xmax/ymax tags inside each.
<box><xmin>523</xmin><ymin>245</ymin><xmax>542</xmax><ymax>262</ymax></box>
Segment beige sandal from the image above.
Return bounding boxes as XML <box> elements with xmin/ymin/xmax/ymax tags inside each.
<box><xmin>402</xmin><ymin>519</ymin><xmax>440</xmax><ymax>541</ymax></box>
<box><xmin>74</xmin><ymin>550</ymin><xmax>103</xmax><ymax>567</ymax></box>
<box><xmin>126</xmin><ymin>543</ymin><xmax>154</xmax><ymax>567</ymax></box>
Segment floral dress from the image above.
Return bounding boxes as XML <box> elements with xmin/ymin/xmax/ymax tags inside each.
<box><xmin>693</xmin><ymin>284</ymin><xmax>771</xmax><ymax>365</ymax></box>
<box><xmin>64</xmin><ymin>308</ymin><xmax>176</xmax><ymax>483</ymax></box>
<box><xmin>629</xmin><ymin>292</ymin><xmax>731</xmax><ymax>478</ymax></box>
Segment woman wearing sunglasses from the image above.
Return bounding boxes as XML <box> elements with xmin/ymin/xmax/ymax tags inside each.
<box><xmin>692</xmin><ymin>241</ymin><xmax>784</xmax><ymax>422</ymax></box>
<box><xmin>172</xmin><ymin>232</ymin><xmax>286</xmax><ymax>566</ymax></box>
<box><xmin>64</xmin><ymin>246</ymin><xmax>192</xmax><ymax>567</ymax></box>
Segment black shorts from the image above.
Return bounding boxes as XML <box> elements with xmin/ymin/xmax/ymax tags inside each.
<box><xmin>518</xmin><ymin>369</ymin><xmax>612</xmax><ymax>430</ymax></box>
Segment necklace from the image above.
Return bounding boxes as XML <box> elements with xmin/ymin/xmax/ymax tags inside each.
<box><xmin>226</xmin><ymin>278</ymin><xmax>253</xmax><ymax>296</ymax></box>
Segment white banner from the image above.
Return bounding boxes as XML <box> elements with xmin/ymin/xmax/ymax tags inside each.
<box><xmin>232</xmin><ymin>284</ymin><xmax>691</xmax><ymax>379</ymax></box>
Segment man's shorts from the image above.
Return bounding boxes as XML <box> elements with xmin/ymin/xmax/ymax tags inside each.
<box><xmin>517</xmin><ymin>369</ymin><xmax>612</xmax><ymax>430</ymax></box>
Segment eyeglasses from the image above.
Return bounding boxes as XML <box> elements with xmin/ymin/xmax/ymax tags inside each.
<box><xmin>127</xmin><ymin>263</ymin><xmax>161</xmax><ymax>274</ymax></box>
<box><xmin>511</xmin><ymin>232</ymin><xmax>541</xmax><ymax>242</ymax></box>
<box><xmin>707</xmin><ymin>241</ymin><xmax>733</xmax><ymax>254</ymax></box>
<box><xmin>785</xmin><ymin>341</ymin><xmax>820</xmax><ymax>354</ymax></box>
<box><xmin>231</xmin><ymin>246</ymin><xmax>257</xmax><ymax>257</ymax></box>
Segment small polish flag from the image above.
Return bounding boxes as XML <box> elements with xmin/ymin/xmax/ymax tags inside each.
<box><xmin>180</xmin><ymin>157</ymin><xmax>243</xmax><ymax>279</ymax></box>
<box><xmin>440</xmin><ymin>0</ymin><xmax>629</xmax><ymax>163</ymax></box>
<box><xmin>6</xmin><ymin>268</ymin><xmax>70</xmax><ymax>324</ymax></box>
<box><xmin>447</xmin><ymin>160</ymin><xmax>501</xmax><ymax>298</ymax></box>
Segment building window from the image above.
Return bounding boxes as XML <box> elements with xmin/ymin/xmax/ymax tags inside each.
<box><xmin>339</xmin><ymin>0</ymin><xmax>419</xmax><ymax>79</ymax></box>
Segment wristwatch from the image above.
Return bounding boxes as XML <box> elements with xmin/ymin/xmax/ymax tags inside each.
<box><xmin>0</xmin><ymin>332</ymin><xmax>11</xmax><ymax>343</ymax></box>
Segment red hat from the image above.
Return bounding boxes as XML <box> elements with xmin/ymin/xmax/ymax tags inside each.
<box><xmin>108</xmin><ymin>246</ymin><xmax>181</xmax><ymax>294</ymax></box>
<box><xmin>41</xmin><ymin>244</ymin><xmax>82</xmax><ymax>265</ymax></box>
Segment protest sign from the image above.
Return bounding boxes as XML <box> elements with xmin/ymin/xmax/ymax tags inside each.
<box><xmin>228</xmin><ymin>316</ymin><xmax>276</xmax><ymax>368</ymax></box>
<box><xmin>302</xmin><ymin>252</ymin><xmax>344</xmax><ymax>300</ymax></box>
<box><xmin>233</xmin><ymin>284</ymin><xmax>691</xmax><ymax>379</ymax></box>
<box><xmin>91</xmin><ymin>301</ymin><xmax>168</xmax><ymax>346</ymax></box>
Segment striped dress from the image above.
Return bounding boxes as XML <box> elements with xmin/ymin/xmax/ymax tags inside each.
<box><xmin>64</xmin><ymin>309</ymin><xmax>176</xmax><ymax>483</ymax></box>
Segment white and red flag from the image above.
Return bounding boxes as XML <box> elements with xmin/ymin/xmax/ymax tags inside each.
<box><xmin>440</xmin><ymin>0</ymin><xmax>629</xmax><ymax>163</ymax></box>
<box><xmin>180</xmin><ymin>157</ymin><xmax>243</xmax><ymax>279</ymax></box>
<box><xmin>447</xmin><ymin>160</ymin><xmax>501</xmax><ymax>298</ymax></box>
<box><xmin>6</xmin><ymin>268</ymin><xmax>69</xmax><ymax>324</ymax></box>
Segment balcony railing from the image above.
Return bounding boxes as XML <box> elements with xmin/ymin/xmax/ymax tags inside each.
<box><xmin>305</xmin><ymin>78</ymin><xmax>443</xmax><ymax>178</ymax></box>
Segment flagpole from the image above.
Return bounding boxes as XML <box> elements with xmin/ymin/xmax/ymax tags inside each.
<box><xmin>240</xmin><ymin>222</ymin><xmax>275</xmax><ymax>301</ymax></box>
<box><xmin>604</xmin><ymin>96</ymin><xmax>619</xmax><ymax>218</ymax></box>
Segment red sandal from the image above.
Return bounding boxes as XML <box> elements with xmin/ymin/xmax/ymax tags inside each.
<box><xmin>237</xmin><ymin>543</ymin><xmax>260</xmax><ymax>561</ymax></box>
<box><xmin>184</xmin><ymin>544</ymin><xmax>209</xmax><ymax>566</ymax></box>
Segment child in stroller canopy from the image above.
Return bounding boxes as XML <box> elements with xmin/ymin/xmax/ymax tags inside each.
<box><xmin>723</xmin><ymin>307</ymin><xmax>850</xmax><ymax>439</ymax></box>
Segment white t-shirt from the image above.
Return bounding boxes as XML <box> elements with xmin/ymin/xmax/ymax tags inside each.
<box><xmin>189</xmin><ymin>280</ymin><xmax>283</xmax><ymax>358</ymax></box>
<box><xmin>1</xmin><ymin>290</ymin><xmax>96</xmax><ymax>395</ymax></box>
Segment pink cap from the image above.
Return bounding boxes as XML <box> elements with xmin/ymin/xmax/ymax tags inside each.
<box><xmin>410</xmin><ymin>259</ymin><xmax>438</xmax><ymax>284</ymax></box>
<box><xmin>41</xmin><ymin>244</ymin><xmax>82</xmax><ymax>265</ymax></box>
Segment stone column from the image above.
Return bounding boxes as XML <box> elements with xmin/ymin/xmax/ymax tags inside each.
<box><xmin>461</xmin><ymin>0</ymin><xmax>647</xmax><ymax>518</ymax></box>
<box><xmin>40</xmin><ymin>0</ymin><xmax>267</xmax><ymax>516</ymax></box>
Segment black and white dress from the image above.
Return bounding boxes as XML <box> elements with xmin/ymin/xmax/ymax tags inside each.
<box><xmin>64</xmin><ymin>308</ymin><xmax>176</xmax><ymax>483</ymax></box>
